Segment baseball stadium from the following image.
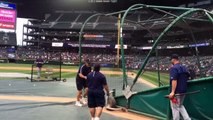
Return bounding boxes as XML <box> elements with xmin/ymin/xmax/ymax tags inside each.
<box><xmin>0</xmin><ymin>0</ymin><xmax>213</xmax><ymax>120</ymax></box>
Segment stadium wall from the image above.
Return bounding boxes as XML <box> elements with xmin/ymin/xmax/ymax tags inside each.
<box><xmin>15</xmin><ymin>59</ymin><xmax>115</xmax><ymax>67</ymax></box>
<box><xmin>0</xmin><ymin>59</ymin><xmax>8</xmax><ymax>63</ymax></box>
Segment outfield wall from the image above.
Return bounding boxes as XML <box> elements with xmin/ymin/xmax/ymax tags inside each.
<box><xmin>116</xmin><ymin>77</ymin><xmax>213</xmax><ymax>120</ymax></box>
<box><xmin>0</xmin><ymin>59</ymin><xmax>8</xmax><ymax>63</ymax></box>
<box><xmin>15</xmin><ymin>59</ymin><xmax>116</xmax><ymax>67</ymax></box>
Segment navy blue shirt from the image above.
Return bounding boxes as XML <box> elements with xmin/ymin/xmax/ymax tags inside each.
<box><xmin>36</xmin><ymin>58</ymin><xmax>44</xmax><ymax>68</ymax></box>
<box><xmin>87</xmin><ymin>71</ymin><xmax>107</xmax><ymax>91</ymax></box>
<box><xmin>76</xmin><ymin>64</ymin><xmax>91</xmax><ymax>81</ymax></box>
<box><xmin>170</xmin><ymin>63</ymin><xmax>190</xmax><ymax>93</ymax></box>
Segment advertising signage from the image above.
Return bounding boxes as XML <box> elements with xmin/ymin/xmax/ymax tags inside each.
<box><xmin>0</xmin><ymin>2</ymin><xmax>16</xmax><ymax>30</ymax></box>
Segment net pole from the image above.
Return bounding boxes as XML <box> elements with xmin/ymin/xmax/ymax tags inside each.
<box><xmin>156</xmin><ymin>49</ymin><xmax>161</xmax><ymax>87</ymax></box>
<box><xmin>59</xmin><ymin>52</ymin><xmax>62</xmax><ymax>81</ymax></box>
<box><xmin>79</xmin><ymin>13</ymin><xmax>102</xmax><ymax>66</ymax></box>
<box><xmin>178</xmin><ymin>16</ymin><xmax>204</xmax><ymax>78</ymax></box>
<box><xmin>31</xmin><ymin>64</ymin><xmax>34</xmax><ymax>82</ymax></box>
<box><xmin>116</xmin><ymin>14</ymin><xmax>121</xmax><ymax>67</ymax></box>
<box><xmin>129</xmin><ymin>9</ymin><xmax>200</xmax><ymax>88</ymax></box>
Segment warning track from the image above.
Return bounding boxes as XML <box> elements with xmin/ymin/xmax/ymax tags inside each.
<box><xmin>0</xmin><ymin>95</ymin><xmax>156</xmax><ymax>120</ymax></box>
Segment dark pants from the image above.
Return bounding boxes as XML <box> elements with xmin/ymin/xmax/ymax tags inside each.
<box><xmin>88</xmin><ymin>89</ymin><xmax>105</xmax><ymax>108</ymax></box>
<box><xmin>76</xmin><ymin>78</ymin><xmax>87</xmax><ymax>91</ymax></box>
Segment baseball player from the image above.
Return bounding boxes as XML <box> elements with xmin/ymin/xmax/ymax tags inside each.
<box><xmin>168</xmin><ymin>54</ymin><xmax>191</xmax><ymax>120</ymax></box>
<box><xmin>35</xmin><ymin>56</ymin><xmax>44</xmax><ymax>79</ymax></box>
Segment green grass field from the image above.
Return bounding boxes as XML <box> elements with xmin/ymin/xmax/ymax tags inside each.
<box><xmin>0</xmin><ymin>63</ymin><xmax>170</xmax><ymax>85</ymax></box>
<box><xmin>0</xmin><ymin>63</ymin><xmax>120</xmax><ymax>78</ymax></box>
<box><xmin>140</xmin><ymin>71</ymin><xmax>169</xmax><ymax>86</ymax></box>
<box><xmin>131</xmin><ymin>70</ymin><xmax>169</xmax><ymax>86</ymax></box>
<box><xmin>0</xmin><ymin>63</ymin><xmax>78</xmax><ymax>78</ymax></box>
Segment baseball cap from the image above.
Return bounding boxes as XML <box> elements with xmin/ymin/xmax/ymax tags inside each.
<box><xmin>171</xmin><ymin>54</ymin><xmax>179</xmax><ymax>60</ymax></box>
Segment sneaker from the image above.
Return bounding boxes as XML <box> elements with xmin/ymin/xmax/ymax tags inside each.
<box><xmin>80</xmin><ymin>97</ymin><xmax>87</xmax><ymax>105</ymax></box>
<box><xmin>75</xmin><ymin>101</ymin><xmax>83</xmax><ymax>107</ymax></box>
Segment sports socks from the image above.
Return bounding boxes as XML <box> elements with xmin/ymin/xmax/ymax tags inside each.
<box><xmin>94</xmin><ymin>117</ymin><xmax>100</xmax><ymax>120</ymax></box>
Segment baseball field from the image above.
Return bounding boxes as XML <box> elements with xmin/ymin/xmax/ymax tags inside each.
<box><xmin>0</xmin><ymin>63</ymin><xmax>169</xmax><ymax>86</ymax></box>
<box><xmin>0</xmin><ymin>63</ymin><xmax>167</xmax><ymax>120</ymax></box>
<box><xmin>0</xmin><ymin>62</ymin><xmax>159</xmax><ymax>120</ymax></box>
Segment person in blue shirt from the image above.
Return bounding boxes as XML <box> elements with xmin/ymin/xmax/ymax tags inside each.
<box><xmin>35</xmin><ymin>56</ymin><xmax>44</xmax><ymax>79</ymax></box>
<box><xmin>75</xmin><ymin>59</ymin><xmax>91</xmax><ymax>107</ymax></box>
<box><xmin>87</xmin><ymin>64</ymin><xmax>109</xmax><ymax>120</ymax></box>
<box><xmin>168</xmin><ymin>54</ymin><xmax>191</xmax><ymax>120</ymax></box>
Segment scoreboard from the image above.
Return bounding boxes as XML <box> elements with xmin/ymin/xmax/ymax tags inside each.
<box><xmin>0</xmin><ymin>2</ymin><xmax>16</xmax><ymax>30</ymax></box>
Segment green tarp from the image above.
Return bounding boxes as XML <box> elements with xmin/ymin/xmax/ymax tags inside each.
<box><xmin>116</xmin><ymin>77</ymin><xmax>213</xmax><ymax>120</ymax></box>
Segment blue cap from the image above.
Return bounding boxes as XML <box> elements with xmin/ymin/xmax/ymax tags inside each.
<box><xmin>171</xmin><ymin>54</ymin><xmax>179</xmax><ymax>60</ymax></box>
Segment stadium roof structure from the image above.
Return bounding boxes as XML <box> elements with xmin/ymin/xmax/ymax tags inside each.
<box><xmin>2</xmin><ymin>0</ymin><xmax>211</xmax><ymax>19</ymax></box>
<box><xmin>22</xmin><ymin>3</ymin><xmax>213</xmax><ymax>50</ymax></box>
<box><xmin>25</xmin><ymin>6</ymin><xmax>213</xmax><ymax>32</ymax></box>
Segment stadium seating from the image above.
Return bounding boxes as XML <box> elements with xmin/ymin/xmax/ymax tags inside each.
<box><xmin>46</xmin><ymin>13</ymin><xmax>61</xmax><ymax>22</ymax></box>
<box><xmin>0</xmin><ymin>31</ymin><xmax>17</xmax><ymax>46</ymax></box>
<box><xmin>53</xmin><ymin>23</ymin><xmax>71</xmax><ymax>29</ymax></box>
<box><xmin>58</xmin><ymin>13</ymin><xmax>79</xmax><ymax>22</ymax></box>
<box><xmin>76</xmin><ymin>13</ymin><xmax>96</xmax><ymax>22</ymax></box>
<box><xmin>9</xmin><ymin>46</ymin><xmax>212</xmax><ymax>77</ymax></box>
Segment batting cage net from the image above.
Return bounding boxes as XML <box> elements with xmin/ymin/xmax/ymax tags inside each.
<box><xmin>30</xmin><ymin>52</ymin><xmax>62</xmax><ymax>82</ymax></box>
<box><xmin>78</xmin><ymin>14</ymin><xmax>130</xmax><ymax>96</ymax></box>
<box><xmin>119</xmin><ymin>6</ymin><xmax>213</xmax><ymax>97</ymax></box>
<box><xmin>78</xmin><ymin>7</ymin><xmax>213</xmax><ymax>97</ymax></box>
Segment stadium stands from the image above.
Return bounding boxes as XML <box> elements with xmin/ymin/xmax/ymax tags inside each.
<box><xmin>0</xmin><ymin>46</ymin><xmax>7</xmax><ymax>59</ymax></box>
<box><xmin>46</xmin><ymin>13</ymin><xmax>61</xmax><ymax>22</ymax></box>
<box><xmin>57</xmin><ymin>13</ymin><xmax>79</xmax><ymax>22</ymax></box>
<box><xmin>0</xmin><ymin>31</ymin><xmax>17</xmax><ymax>46</ymax></box>
<box><xmin>2</xmin><ymin>46</ymin><xmax>208</xmax><ymax>77</ymax></box>
<box><xmin>20</xmin><ymin>8</ymin><xmax>213</xmax><ymax>79</ymax></box>
<box><xmin>76</xmin><ymin>13</ymin><xmax>96</xmax><ymax>22</ymax></box>
<box><xmin>53</xmin><ymin>23</ymin><xmax>72</xmax><ymax>29</ymax></box>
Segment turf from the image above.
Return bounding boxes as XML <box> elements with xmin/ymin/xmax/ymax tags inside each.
<box><xmin>0</xmin><ymin>69</ymin><xmax>31</xmax><ymax>74</ymax></box>
<box><xmin>131</xmin><ymin>70</ymin><xmax>169</xmax><ymax>86</ymax></box>
<box><xmin>141</xmin><ymin>71</ymin><xmax>169</xmax><ymax>86</ymax></box>
<box><xmin>0</xmin><ymin>63</ymin><xmax>116</xmax><ymax>71</ymax></box>
<box><xmin>0</xmin><ymin>63</ymin><xmax>33</xmax><ymax>67</ymax></box>
<box><xmin>0</xmin><ymin>63</ymin><xmax>170</xmax><ymax>86</ymax></box>
<box><xmin>0</xmin><ymin>63</ymin><xmax>120</xmax><ymax>78</ymax></box>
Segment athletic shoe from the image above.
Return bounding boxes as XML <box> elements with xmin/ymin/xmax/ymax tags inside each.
<box><xmin>75</xmin><ymin>101</ymin><xmax>83</xmax><ymax>107</ymax></box>
<box><xmin>80</xmin><ymin>97</ymin><xmax>87</xmax><ymax>105</ymax></box>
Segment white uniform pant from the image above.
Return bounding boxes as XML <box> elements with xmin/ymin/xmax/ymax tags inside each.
<box><xmin>37</xmin><ymin>67</ymin><xmax>41</xmax><ymax>78</ymax></box>
<box><xmin>170</xmin><ymin>95</ymin><xmax>191</xmax><ymax>120</ymax></box>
